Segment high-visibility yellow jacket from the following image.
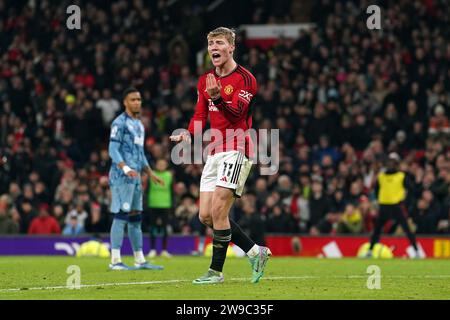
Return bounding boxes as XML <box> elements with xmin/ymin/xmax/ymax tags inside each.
<box><xmin>377</xmin><ymin>171</ymin><xmax>406</xmax><ymax>205</ymax></box>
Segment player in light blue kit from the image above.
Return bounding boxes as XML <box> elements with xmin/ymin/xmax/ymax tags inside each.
<box><xmin>108</xmin><ymin>87</ymin><xmax>164</xmax><ymax>271</ymax></box>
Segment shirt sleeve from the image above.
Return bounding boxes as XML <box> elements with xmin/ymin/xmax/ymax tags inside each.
<box><xmin>212</xmin><ymin>77</ymin><xmax>257</xmax><ymax>124</ymax></box>
<box><xmin>108</xmin><ymin>121</ymin><xmax>125</xmax><ymax>164</ymax></box>
<box><xmin>188</xmin><ymin>77</ymin><xmax>209</xmax><ymax>135</ymax></box>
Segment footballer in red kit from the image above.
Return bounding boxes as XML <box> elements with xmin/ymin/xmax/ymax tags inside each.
<box><xmin>188</xmin><ymin>64</ymin><xmax>257</xmax><ymax>158</ymax></box>
<box><xmin>170</xmin><ymin>27</ymin><xmax>271</xmax><ymax>285</ymax></box>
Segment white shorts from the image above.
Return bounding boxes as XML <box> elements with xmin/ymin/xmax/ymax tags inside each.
<box><xmin>200</xmin><ymin>151</ymin><xmax>253</xmax><ymax>197</ymax></box>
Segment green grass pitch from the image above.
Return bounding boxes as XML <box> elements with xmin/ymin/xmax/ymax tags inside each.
<box><xmin>1</xmin><ymin>256</ymin><xmax>449</xmax><ymax>300</ymax></box>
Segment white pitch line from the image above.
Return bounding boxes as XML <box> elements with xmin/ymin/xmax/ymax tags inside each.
<box><xmin>0</xmin><ymin>279</ymin><xmax>189</xmax><ymax>292</ymax></box>
<box><xmin>0</xmin><ymin>276</ymin><xmax>323</xmax><ymax>292</ymax></box>
<box><xmin>1</xmin><ymin>275</ymin><xmax>450</xmax><ymax>293</ymax></box>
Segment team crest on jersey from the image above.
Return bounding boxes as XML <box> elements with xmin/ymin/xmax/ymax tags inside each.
<box><xmin>224</xmin><ymin>85</ymin><xmax>233</xmax><ymax>95</ymax></box>
<box><xmin>110</xmin><ymin>126</ymin><xmax>118</xmax><ymax>138</ymax></box>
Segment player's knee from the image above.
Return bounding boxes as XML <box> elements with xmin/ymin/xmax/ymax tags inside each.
<box><xmin>199</xmin><ymin>210</ymin><xmax>212</xmax><ymax>227</ymax></box>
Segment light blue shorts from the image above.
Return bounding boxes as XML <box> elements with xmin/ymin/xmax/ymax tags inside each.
<box><xmin>110</xmin><ymin>183</ymin><xmax>143</xmax><ymax>213</ymax></box>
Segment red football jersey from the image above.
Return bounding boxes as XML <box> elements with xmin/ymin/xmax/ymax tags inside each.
<box><xmin>188</xmin><ymin>64</ymin><xmax>257</xmax><ymax>158</ymax></box>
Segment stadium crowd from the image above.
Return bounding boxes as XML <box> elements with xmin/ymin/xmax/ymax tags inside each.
<box><xmin>0</xmin><ymin>0</ymin><xmax>449</xmax><ymax>239</ymax></box>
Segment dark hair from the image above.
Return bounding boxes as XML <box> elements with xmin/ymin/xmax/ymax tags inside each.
<box><xmin>181</xmin><ymin>194</ymin><xmax>195</xmax><ymax>202</ymax></box>
<box><xmin>122</xmin><ymin>87</ymin><xmax>139</xmax><ymax>101</ymax></box>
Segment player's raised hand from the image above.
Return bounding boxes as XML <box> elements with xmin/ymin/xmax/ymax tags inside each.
<box><xmin>206</xmin><ymin>73</ymin><xmax>222</xmax><ymax>100</ymax></box>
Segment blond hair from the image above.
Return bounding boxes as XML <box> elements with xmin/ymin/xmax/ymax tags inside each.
<box><xmin>207</xmin><ymin>27</ymin><xmax>236</xmax><ymax>46</ymax></box>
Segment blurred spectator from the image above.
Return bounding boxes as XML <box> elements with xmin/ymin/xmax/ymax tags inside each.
<box><xmin>8</xmin><ymin>183</ymin><xmax>21</xmax><ymax>203</ymax></box>
<box><xmin>265</xmin><ymin>203</ymin><xmax>295</xmax><ymax>234</ymax></box>
<box><xmin>28</xmin><ymin>203</ymin><xmax>61</xmax><ymax>235</ymax></box>
<box><xmin>96</xmin><ymin>89</ymin><xmax>121</xmax><ymax>129</ymax></box>
<box><xmin>62</xmin><ymin>212</ymin><xmax>85</xmax><ymax>236</ymax></box>
<box><xmin>34</xmin><ymin>181</ymin><xmax>51</xmax><ymax>205</ymax></box>
<box><xmin>254</xmin><ymin>178</ymin><xmax>270</xmax><ymax>210</ymax></box>
<box><xmin>336</xmin><ymin>203</ymin><xmax>363</xmax><ymax>234</ymax></box>
<box><xmin>18</xmin><ymin>200</ymin><xmax>37</xmax><ymax>233</ymax></box>
<box><xmin>412</xmin><ymin>190</ymin><xmax>441</xmax><ymax>234</ymax></box>
<box><xmin>412</xmin><ymin>197</ymin><xmax>439</xmax><ymax>234</ymax></box>
<box><xmin>358</xmin><ymin>195</ymin><xmax>377</xmax><ymax>233</ymax></box>
<box><xmin>313</xmin><ymin>135</ymin><xmax>341</xmax><ymax>166</ymax></box>
<box><xmin>308</xmin><ymin>179</ymin><xmax>331</xmax><ymax>234</ymax></box>
<box><xmin>429</xmin><ymin>105</ymin><xmax>450</xmax><ymax>138</ymax></box>
<box><xmin>146</xmin><ymin>158</ymin><xmax>174</xmax><ymax>257</ymax></box>
<box><xmin>65</xmin><ymin>201</ymin><xmax>88</xmax><ymax>229</ymax></box>
<box><xmin>85</xmin><ymin>202</ymin><xmax>108</xmax><ymax>233</ymax></box>
<box><xmin>52</xmin><ymin>204</ymin><xmax>66</xmax><ymax>230</ymax></box>
<box><xmin>174</xmin><ymin>194</ymin><xmax>198</xmax><ymax>233</ymax></box>
<box><xmin>329</xmin><ymin>189</ymin><xmax>346</xmax><ymax>214</ymax></box>
<box><xmin>275</xmin><ymin>175</ymin><xmax>292</xmax><ymax>201</ymax></box>
<box><xmin>0</xmin><ymin>195</ymin><xmax>19</xmax><ymax>234</ymax></box>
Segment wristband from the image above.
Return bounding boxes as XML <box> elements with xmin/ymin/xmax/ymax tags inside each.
<box><xmin>122</xmin><ymin>165</ymin><xmax>132</xmax><ymax>174</ymax></box>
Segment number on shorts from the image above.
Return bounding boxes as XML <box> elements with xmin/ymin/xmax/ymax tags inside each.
<box><xmin>222</xmin><ymin>162</ymin><xmax>234</xmax><ymax>177</ymax></box>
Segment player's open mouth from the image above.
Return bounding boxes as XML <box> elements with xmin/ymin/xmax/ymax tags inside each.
<box><xmin>211</xmin><ymin>53</ymin><xmax>221</xmax><ymax>62</ymax></box>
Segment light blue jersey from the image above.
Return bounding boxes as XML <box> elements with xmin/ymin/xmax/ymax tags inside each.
<box><xmin>108</xmin><ymin>112</ymin><xmax>149</xmax><ymax>213</ymax></box>
<box><xmin>108</xmin><ymin>112</ymin><xmax>149</xmax><ymax>185</ymax></box>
